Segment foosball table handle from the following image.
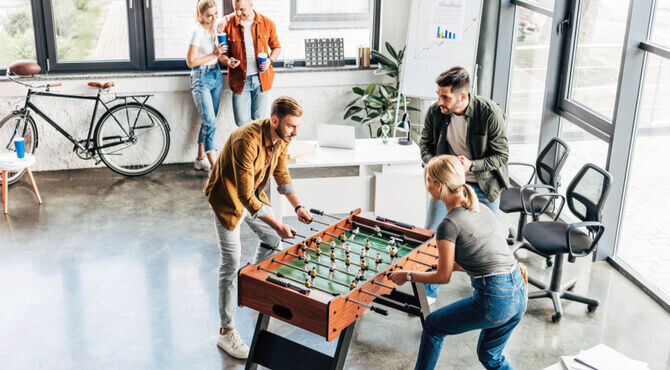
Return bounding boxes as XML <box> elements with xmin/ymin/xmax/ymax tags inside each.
<box><xmin>370</xmin><ymin>306</ymin><xmax>389</xmax><ymax>316</ymax></box>
<box><xmin>310</xmin><ymin>208</ymin><xmax>324</xmax><ymax>215</ymax></box>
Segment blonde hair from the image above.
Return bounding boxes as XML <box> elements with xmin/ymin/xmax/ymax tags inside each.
<box><xmin>424</xmin><ymin>155</ymin><xmax>479</xmax><ymax>212</ymax></box>
<box><xmin>196</xmin><ymin>0</ymin><xmax>217</xmax><ymax>22</ymax></box>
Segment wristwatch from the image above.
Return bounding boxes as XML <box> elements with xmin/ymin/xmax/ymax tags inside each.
<box><xmin>407</xmin><ymin>271</ymin><xmax>413</xmax><ymax>282</ymax></box>
<box><xmin>470</xmin><ymin>160</ymin><xmax>476</xmax><ymax>172</ymax></box>
<box><xmin>295</xmin><ymin>205</ymin><xmax>305</xmax><ymax>212</ymax></box>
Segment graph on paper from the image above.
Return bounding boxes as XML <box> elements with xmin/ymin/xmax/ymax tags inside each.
<box><xmin>400</xmin><ymin>0</ymin><xmax>483</xmax><ymax>99</ymax></box>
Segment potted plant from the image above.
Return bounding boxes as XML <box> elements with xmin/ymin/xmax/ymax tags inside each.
<box><xmin>343</xmin><ymin>42</ymin><xmax>420</xmax><ymax>138</ymax></box>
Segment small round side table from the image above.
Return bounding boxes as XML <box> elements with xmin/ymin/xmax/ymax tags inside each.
<box><xmin>0</xmin><ymin>153</ymin><xmax>42</xmax><ymax>214</ymax></box>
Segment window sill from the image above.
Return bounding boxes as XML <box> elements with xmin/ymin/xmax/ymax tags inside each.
<box><xmin>1</xmin><ymin>65</ymin><xmax>376</xmax><ymax>82</ymax></box>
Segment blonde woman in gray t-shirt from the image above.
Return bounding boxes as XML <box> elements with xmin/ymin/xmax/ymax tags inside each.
<box><xmin>390</xmin><ymin>155</ymin><xmax>526</xmax><ymax>370</ymax></box>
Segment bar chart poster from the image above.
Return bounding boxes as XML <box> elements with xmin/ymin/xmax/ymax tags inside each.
<box><xmin>433</xmin><ymin>0</ymin><xmax>465</xmax><ymax>42</ymax></box>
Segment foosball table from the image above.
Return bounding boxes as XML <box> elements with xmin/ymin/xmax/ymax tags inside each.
<box><xmin>238</xmin><ymin>209</ymin><xmax>438</xmax><ymax>370</ymax></box>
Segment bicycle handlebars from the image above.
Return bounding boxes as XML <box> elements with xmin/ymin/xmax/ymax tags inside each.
<box><xmin>6</xmin><ymin>69</ymin><xmax>61</xmax><ymax>90</ymax></box>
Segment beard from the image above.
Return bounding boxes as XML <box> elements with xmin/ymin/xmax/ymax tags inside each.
<box><xmin>275</xmin><ymin>127</ymin><xmax>294</xmax><ymax>143</ymax></box>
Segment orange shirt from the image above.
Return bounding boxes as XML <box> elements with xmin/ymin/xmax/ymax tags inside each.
<box><xmin>223</xmin><ymin>11</ymin><xmax>281</xmax><ymax>94</ymax></box>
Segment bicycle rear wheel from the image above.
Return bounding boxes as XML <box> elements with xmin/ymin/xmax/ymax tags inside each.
<box><xmin>0</xmin><ymin>111</ymin><xmax>38</xmax><ymax>185</ymax></box>
<box><xmin>95</xmin><ymin>103</ymin><xmax>170</xmax><ymax>177</ymax></box>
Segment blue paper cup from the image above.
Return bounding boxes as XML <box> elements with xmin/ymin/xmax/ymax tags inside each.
<box><xmin>14</xmin><ymin>137</ymin><xmax>25</xmax><ymax>159</ymax></box>
<box><xmin>257</xmin><ymin>52</ymin><xmax>268</xmax><ymax>72</ymax></box>
<box><xmin>217</xmin><ymin>32</ymin><xmax>227</xmax><ymax>47</ymax></box>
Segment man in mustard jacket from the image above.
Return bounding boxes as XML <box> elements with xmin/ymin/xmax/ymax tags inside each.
<box><xmin>204</xmin><ymin>96</ymin><xmax>312</xmax><ymax>359</ymax></box>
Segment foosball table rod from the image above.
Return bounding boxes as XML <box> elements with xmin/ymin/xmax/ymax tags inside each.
<box><xmin>309</xmin><ymin>208</ymin><xmax>340</xmax><ymax>220</ymax></box>
<box><xmin>333</xmin><ymin>225</ymin><xmax>413</xmax><ymax>251</ymax></box>
<box><xmin>285</xmin><ymin>251</ymin><xmax>358</xmax><ymax>278</ymax></box>
<box><xmin>348</xmin><ymin>220</ymin><xmax>425</xmax><ymax>245</ymax></box>
<box><xmin>313</xmin><ymin>228</ymin><xmax>407</xmax><ymax>255</ymax></box>
<box><xmin>358</xmin><ymin>288</ymin><xmax>423</xmax><ymax>316</ymax></box>
<box><xmin>406</xmin><ymin>257</ymin><xmax>433</xmax><ymax>268</ymax></box>
<box><xmin>345</xmin><ymin>297</ymin><xmax>389</xmax><ymax>316</ymax></box>
<box><xmin>417</xmin><ymin>249</ymin><xmax>439</xmax><ymax>259</ymax></box>
<box><xmin>272</xmin><ymin>258</ymin><xmax>352</xmax><ymax>289</ymax></box>
<box><xmin>257</xmin><ymin>266</ymin><xmax>339</xmax><ymax>296</ymax></box>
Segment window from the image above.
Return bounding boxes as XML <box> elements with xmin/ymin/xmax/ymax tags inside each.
<box><xmin>0</xmin><ymin>0</ymin><xmax>36</xmax><ymax>69</ymax></box>
<box><xmin>51</xmin><ymin>0</ymin><xmax>130</xmax><ymax>62</ymax></box>
<box><xmin>567</xmin><ymin>0</ymin><xmax>629</xmax><ymax>120</ymax></box>
<box><xmin>507</xmin><ymin>8</ymin><xmax>552</xmax><ymax>182</ymax></box>
<box><xmin>290</xmin><ymin>0</ymin><xmax>371</xmax><ymax>29</ymax></box>
<box><xmin>617</xmin><ymin>54</ymin><xmax>670</xmax><ymax>298</ymax></box>
<box><xmin>1</xmin><ymin>0</ymin><xmax>379</xmax><ymax>74</ymax></box>
<box><xmin>651</xmin><ymin>0</ymin><xmax>670</xmax><ymax>47</ymax></box>
<box><xmin>558</xmin><ymin>120</ymin><xmax>609</xmax><ymax>221</ymax></box>
<box><xmin>257</xmin><ymin>0</ymin><xmax>375</xmax><ymax>61</ymax></box>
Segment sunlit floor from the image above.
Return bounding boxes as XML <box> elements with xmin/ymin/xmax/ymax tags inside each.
<box><xmin>1</xmin><ymin>164</ymin><xmax>669</xmax><ymax>369</ymax></box>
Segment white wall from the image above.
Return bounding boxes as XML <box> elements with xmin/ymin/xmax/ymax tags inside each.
<box><xmin>0</xmin><ymin>69</ymin><xmax>386</xmax><ymax>172</ymax></box>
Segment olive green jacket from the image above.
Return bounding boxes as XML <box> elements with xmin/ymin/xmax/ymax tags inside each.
<box><xmin>419</xmin><ymin>94</ymin><xmax>510</xmax><ymax>201</ymax></box>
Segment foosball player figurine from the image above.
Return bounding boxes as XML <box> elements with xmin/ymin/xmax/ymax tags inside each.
<box><xmin>359</xmin><ymin>255</ymin><xmax>368</xmax><ymax>271</ymax></box>
<box><xmin>344</xmin><ymin>243</ymin><xmax>351</xmax><ymax>254</ymax></box>
<box><xmin>349</xmin><ymin>281</ymin><xmax>357</xmax><ymax>290</ymax></box>
<box><xmin>303</xmin><ymin>253</ymin><xmax>311</xmax><ymax>270</ymax></box>
<box><xmin>375</xmin><ymin>253</ymin><xmax>383</xmax><ymax>269</ymax></box>
<box><xmin>315</xmin><ymin>245</ymin><xmax>322</xmax><ymax>260</ymax></box>
<box><xmin>355</xmin><ymin>269</ymin><xmax>363</xmax><ymax>281</ymax></box>
<box><xmin>309</xmin><ymin>266</ymin><xmax>317</xmax><ymax>284</ymax></box>
<box><xmin>339</xmin><ymin>233</ymin><xmax>347</xmax><ymax>242</ymax></box>
<box><xmin>360</xmin><ymin>248</ymin><xmax>368</xmax><ymax>258</ymax></box>
<box><xmin>374</xmin><ymin>225</ymin><xmax>382</xmax><ymax>237</ymax></box>
<box><xmin>305</xmin><ymin>278</ymin><xmax>311</xmax><ymax>288</ymax></box>
<box><xmin>364</xmin><ymin>239</ymin><xmax>371</xmax><ymax>252</ymax></box>
<box><xmin>389</xmin><ymin>246</ymin><xmax>398</xmax><ymax>262</ymax></box>
<box><xmin>315</xmin><ymin>236</ymin><xmax>322</xmax><ymax>245</ymax></box>
<box><xmin>387</xmin><ymin>237</ymin><xmax>396</xmax><ymax>251</ymax></box>
<box><xmin>349</xmin><ymin>226</ymin><xmax>359</xmax><ymax>240</ymax></box>
<box><xmin>345</xmin><ymin>256</ymin><xmax>351</xmax><ymax>271</ymax></box>
<box><xmin>330</xmin><ymin>240</ymin><xmax>337</xmax><ymax>249</ymax></box>
<box><xmin>328</xmin><ymin>262</ymin><xmax>336</xmax><ymax>279</ymax></box>
<box><xmin>330</xmin><ymin>250</ymin><xmax>336</xmax><ymax>263</ymax></box>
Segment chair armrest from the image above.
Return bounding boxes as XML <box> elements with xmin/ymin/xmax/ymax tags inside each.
<box><xmin>565</xmin><ymin>221</ymin><xmax>605</xmax><ymax>261</ymax></box>
<box><xmin>509</xmin><ymin>162</ymin><xmax>536</xmax><ymax>185</ymax></box>
<box><xmin>519</xmin><ymin>184</ymin><xmax>556</xmax><ymax>215</ymax></box>
<box><xmin>528</xmin><ymin>192</ymin><xmax>565</xmax><ymax>221</ymax></box>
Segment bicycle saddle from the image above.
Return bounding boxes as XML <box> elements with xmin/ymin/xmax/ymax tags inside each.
<box><xmin>88</xmin><ymin>81</ymin><xmax>115</xmax><ymax>89</ymax></box>
<box><xmin>9</xmin><ymin>60</ymin><xmax>41</xmax><ymax>76</ymax></box>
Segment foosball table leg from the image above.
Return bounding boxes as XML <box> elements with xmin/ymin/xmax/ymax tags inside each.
<box><xmin>245</xmin><ymin>313</ymin><xmax>357</xmax><ymax>370</ymax></box>
<box><xmin>411</xmin><ymin>282</ymin><xmax>432</xmax><ymax>327</ymax></box>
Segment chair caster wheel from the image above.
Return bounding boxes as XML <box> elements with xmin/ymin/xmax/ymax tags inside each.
<box><xmin>587</xmin><ymin>304</ymin><xmax>598</xmax><ymax>313</ymax></box>
<box><xmin>551</xmin><ymin>313</ymin><xmax>561</xmax><ymax>323</ymax></box>
<box><xmin>546</xmin><ymin>258</ymin><xmax>553</xmax><ymax>267</ymax></box>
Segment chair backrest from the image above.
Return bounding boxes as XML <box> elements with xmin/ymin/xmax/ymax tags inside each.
<box><xmin>536</xmin><ymin>137</ymin><xmax>570</xmax><ymax>188</ymax></box>
<box><xmin>566</xmin><ymin>163</ymin><xmax>613</xmax><ymax>223</ymax></box>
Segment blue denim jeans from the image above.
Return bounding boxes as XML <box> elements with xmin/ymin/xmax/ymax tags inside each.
<box><xmin>231</xmin><ymin>74</ymin><xmax>270</xmax><ymax>126</ymax></box>
<box><xmin>190</xmin><ymin>66</ymin><xmax>223</xmax><ymax>152</ymax></box>
<box><xmin>425</xmin><ymin>183</ymin><xmax>501</xmax><ymax>298</ymax></box>
<box><xmin>415</xmin><ymin>266</ymin><xmax>527</xmax><ymax>370</ymax></box>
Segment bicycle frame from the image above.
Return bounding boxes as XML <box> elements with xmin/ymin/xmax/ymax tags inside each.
<box><xmin>17</xmin><ymin>88</ymin><xmax>152</xmax><ymax>154</ymax></box>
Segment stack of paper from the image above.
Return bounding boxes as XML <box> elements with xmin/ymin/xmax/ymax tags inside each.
<box><xmin>286</xmin><ymin>140</ymin><xmax>317</xmax><ymax>164</ymax></box>
<box><xmin>561</xmin><ymin>344</ymin><xmax>648</xmax><ymax>370</ymax></box>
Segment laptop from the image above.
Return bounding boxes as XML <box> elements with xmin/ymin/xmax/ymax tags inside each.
<box><xmin>316</xmin><ymin>123</ymin><xmax>356</xmax><ymax>149</ymax></box>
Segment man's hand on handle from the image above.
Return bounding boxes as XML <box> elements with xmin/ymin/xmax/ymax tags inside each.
<box><xmin>275</xmin><ymin>223</ymin><xmax>297</xmax><ymax>239</ymax></box>
<box><xmin>296</xmin><ymin>206</ymin><xmax>312</xmax><ymax>224</ymax></box>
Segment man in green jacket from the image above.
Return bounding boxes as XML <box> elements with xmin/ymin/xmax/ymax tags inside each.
<box><xmin>419</xmin><ymin>66</ymin><xmax>510</xmax><ymax>301</ymax></box>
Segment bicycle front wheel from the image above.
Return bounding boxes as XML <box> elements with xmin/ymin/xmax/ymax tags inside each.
<box><xmin>95</xmin><ymin>103</ymin><xmax>170</xmax><ymax>177</ymax></box>
<box><xmin>0</xmin><ymin>111</ymin><xmax>38</xmax><ymax>185</ymax></box>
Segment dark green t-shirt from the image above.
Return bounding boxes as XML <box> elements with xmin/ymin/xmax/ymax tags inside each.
<box><xmin>436</xmin><ymin>206</ymin><xmax>517</xmax><ymax>277</ymax></box>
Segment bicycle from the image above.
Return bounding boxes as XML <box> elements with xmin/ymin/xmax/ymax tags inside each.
<box><xmin>1</xmin><ymin>62</ymin><xmax>171</xmax><ymax>186</ymax></box>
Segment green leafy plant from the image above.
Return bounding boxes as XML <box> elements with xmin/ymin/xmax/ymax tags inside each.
<box><xmin>343</xmin><ymin>42</ymin><xmax>420</xmax><ymax>138</ymax></box>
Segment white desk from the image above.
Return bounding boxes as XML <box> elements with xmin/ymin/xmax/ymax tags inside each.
<box><xmin>270</xmin><ymin>138</ymin><xmax>427</xmax><ymax>226</ymax></box>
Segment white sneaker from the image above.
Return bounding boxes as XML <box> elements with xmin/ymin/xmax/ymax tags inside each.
<box><xmin>427</xmin><ymin>296</ymin><xmax>437</xmax><ymax>306</ymax></box>
<box><xmin>217</xmin><ymin>329</ymin><xmax>250</xmax><ymax>359</ymax></box>
<box><xmin>194</xmin><ymin>157</ymin><xmax>211</xmax><ymax>172</ymax></box>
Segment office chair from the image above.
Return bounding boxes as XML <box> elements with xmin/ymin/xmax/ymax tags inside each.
<box><xmin>522</xmin><ymin>163</ymin><xmax>612</xmax><ymax>323</ymax></box>
<box><xmin>499</xmin><ymin>137</ymin><xmax>570</xmax><ymax>266</ymax></box>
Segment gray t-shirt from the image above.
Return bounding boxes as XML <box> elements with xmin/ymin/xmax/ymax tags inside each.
<box><xmin>436</xmin><ymin>206</ymin><xmax>517</xmax><ymax>277</ymax></box>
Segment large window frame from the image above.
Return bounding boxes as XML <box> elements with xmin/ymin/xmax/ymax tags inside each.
<box><xmin>1</xmin><ymin>0</ymin><xmax>381</xmax><ymax>75</ymax></box>
<box><xmin>493</xmin><ymin>0</ymin><xmax>670</xmax><ymax>310</ymax></box>
<box><xmin>289</xmin><ymin>0</ymin><xmax>372</xmax><ymax>30</ymax></box>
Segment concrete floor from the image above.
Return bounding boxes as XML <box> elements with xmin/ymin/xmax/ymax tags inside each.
<box><xmin>1</xmin><ymin>164</ymin><xmax>669</xmax><ymax>370</ymax></box>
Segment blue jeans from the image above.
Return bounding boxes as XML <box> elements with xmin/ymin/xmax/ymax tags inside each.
<box><xmin>190</xmin><ymin>66</ymin><xmax>223</xmax><ymax>152</ymax></box>
<box><xmin>231</xmin><ymin>74</ymin><xmax>270</xmax><ymax>126</ymax></box>
<box><xmin>425</xmin><ymin>183</ymin><xmax>501</xmax><ymax>298</ymax></box>
<box><xmin>415</xmin><ymin>267</ymin><xmax>526</xmax><ymax>370</ymax></box>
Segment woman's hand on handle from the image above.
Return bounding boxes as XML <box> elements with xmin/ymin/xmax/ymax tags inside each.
<box><xmin>389</xmin><ymin>271</ymin><xmax>409</xmax><ymax>286</ymax></box>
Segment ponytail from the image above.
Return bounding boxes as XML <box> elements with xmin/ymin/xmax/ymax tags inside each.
<box><xmin>425</xmin><ymin>155</ymin><xmax>480</xmax><ymax>212</ymax></box>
